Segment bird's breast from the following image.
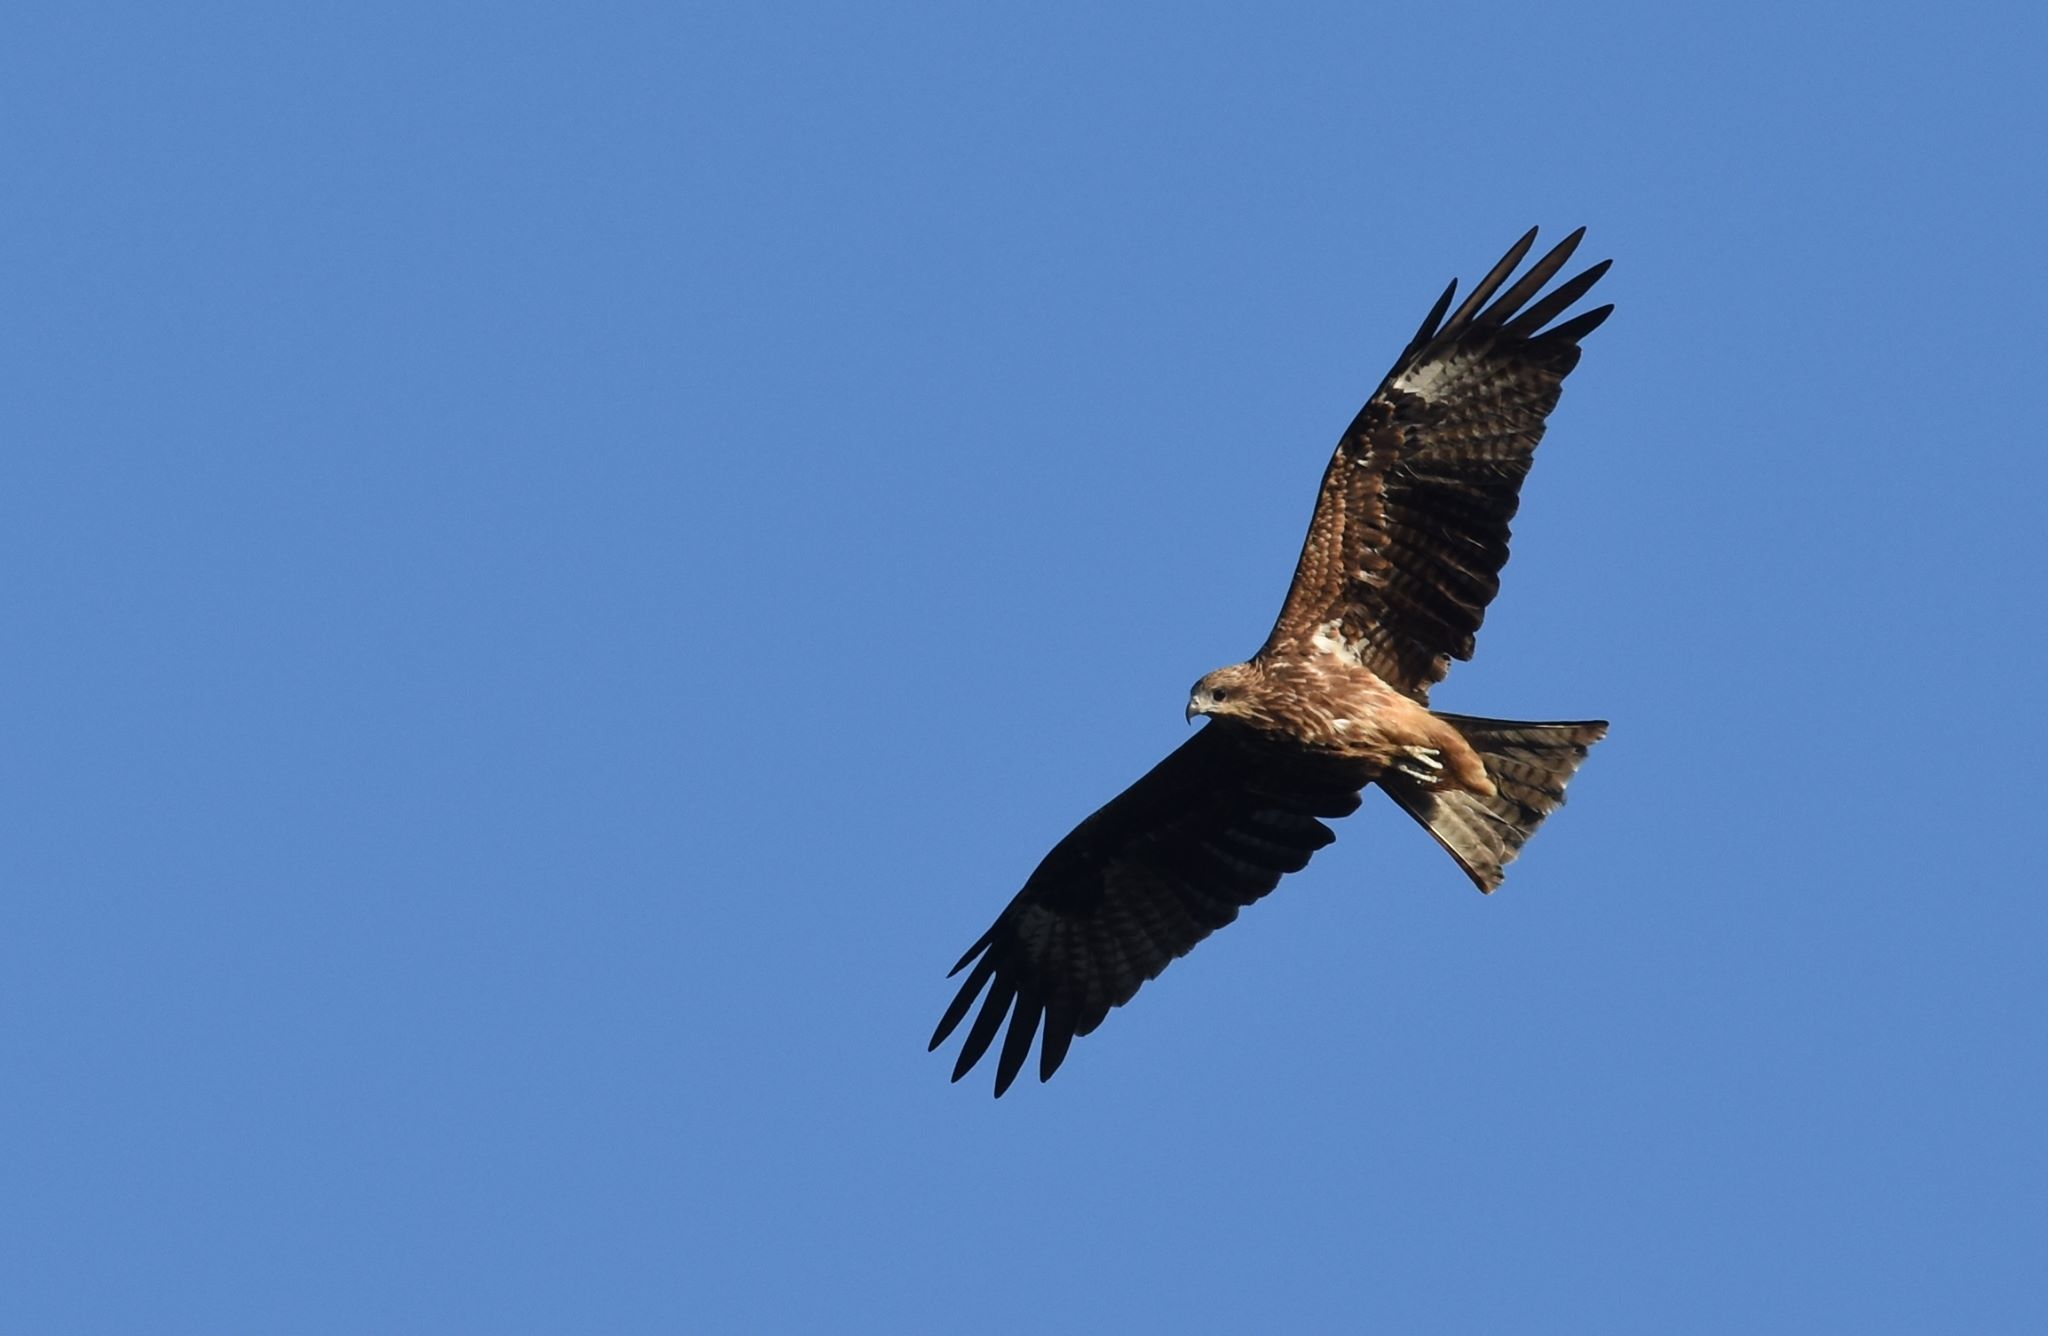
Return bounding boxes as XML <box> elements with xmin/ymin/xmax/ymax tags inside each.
<box><xmin>1252</xmin><ymin>653</ymin><xmax>1418</xmax><ymax>760</ymax></box>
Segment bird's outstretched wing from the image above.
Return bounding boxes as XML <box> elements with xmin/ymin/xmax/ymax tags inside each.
<box><xmin>931</xmin><ymin>723</ymin><xmax>1372</xmax><ymax>1096</ymax></box>
<box><xmin>1265</xmin><ymin>227</ymin><xmax>1613</xmax><ymax>699</ymax></box>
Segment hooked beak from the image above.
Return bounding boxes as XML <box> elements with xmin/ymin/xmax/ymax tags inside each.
<box><xmin>1185</xmin><ymin>698</ymin><xmax>1201</xmax><ymax>724</ymax></box>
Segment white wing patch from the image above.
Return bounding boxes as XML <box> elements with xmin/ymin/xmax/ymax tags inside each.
<box><xmin>1310</xmin><ymin>618</ymin><xmax>1368</xmax><ymax>666</ymax></box>
<box><xmin>1393</xmin><ymin>350</ymin><xmax>1478</xmax><ymax>403</ymax></box>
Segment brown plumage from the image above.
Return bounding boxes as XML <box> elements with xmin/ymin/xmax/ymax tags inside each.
<box><xmin>933</xmin><ymin>228</ymin><xmax>1613</xmax><ymax>1095</ymax></box>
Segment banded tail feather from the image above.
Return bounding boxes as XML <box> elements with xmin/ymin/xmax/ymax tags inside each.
<box><xmin>1382</xmin><ymin>714</ymin><xmax>1607</xmax><ymax>891</ymax></box>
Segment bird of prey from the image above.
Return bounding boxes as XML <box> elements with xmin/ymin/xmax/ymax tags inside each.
<box><xmin>931</xmin><ymin>228</ymin><xmax>1613</xmax><ymax>1095</ymax></box>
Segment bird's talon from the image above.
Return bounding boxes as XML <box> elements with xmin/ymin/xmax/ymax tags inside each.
<box><xmin>1396</xmin><ymin>746</ymin><xmax>1446</xmax><ymax>786</ymax></box>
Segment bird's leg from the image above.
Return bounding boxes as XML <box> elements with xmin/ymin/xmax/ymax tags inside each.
<box><xmin>1395</xmin><ymin>745</ymin><xmax>1445</xmax><ymax>785</ymax></box>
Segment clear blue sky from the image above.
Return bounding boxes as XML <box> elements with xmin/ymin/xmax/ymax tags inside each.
<box><xmin>6</xmin><ymin>4</ymin><xmax>2044</xmax><ymax>1332</ymax></box>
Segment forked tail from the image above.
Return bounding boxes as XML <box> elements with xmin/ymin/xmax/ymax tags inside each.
<box><xmin>1382</xmin><ymin>714</ymin><xmax>1607</xmax><ymax>892</ymax></box>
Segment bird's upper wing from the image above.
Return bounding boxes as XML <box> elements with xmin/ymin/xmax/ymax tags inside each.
<box><xmin>1264</xmin><ymin>228</ymin><xmax>1613</xmax><ymax>700</ymax></box>
<box><xmin>931</xmin><ymin>722</ymin><xmax>1372</xmax><ymax>1095</ymax></box>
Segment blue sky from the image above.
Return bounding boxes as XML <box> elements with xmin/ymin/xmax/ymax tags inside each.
<box><xmin>6</xmin><ymin>3</ymin><xmax>2045</xmax><ymax>1331</ymax></box>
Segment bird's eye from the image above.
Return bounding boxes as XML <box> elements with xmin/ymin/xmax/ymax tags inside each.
<box><xmin>1211</xmin><ymin>688</ymin><xmax>1229</xmax><ymax>702</ymax></box>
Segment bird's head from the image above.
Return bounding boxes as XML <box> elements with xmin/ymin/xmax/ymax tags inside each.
<box><xmin>1187</xmin><ymin>662</ymin><xmax>1263</xmax><ymax>724</ymax></box>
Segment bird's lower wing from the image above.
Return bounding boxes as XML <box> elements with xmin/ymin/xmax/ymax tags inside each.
<box><xmin>932</xmin><ymin>723</ymin><xmax>1372</xmax><ymax>1095</ymax></box>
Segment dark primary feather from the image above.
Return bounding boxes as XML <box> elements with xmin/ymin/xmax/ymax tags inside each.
<box><xmin>930</xmin><ymin>723</ymin><xmax>1372</xmax><ymax>1096</ymax></box>
<box><xmin>1265</xmin><ymin>227</ymin><xmax>1613</xmax><ymax>699</ymax></box>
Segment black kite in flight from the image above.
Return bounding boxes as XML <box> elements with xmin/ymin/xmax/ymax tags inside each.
<box><xmin>933</xmin><ymin>228</ymin><xmax>1613</xmax><ymax>1095</ymax></box>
